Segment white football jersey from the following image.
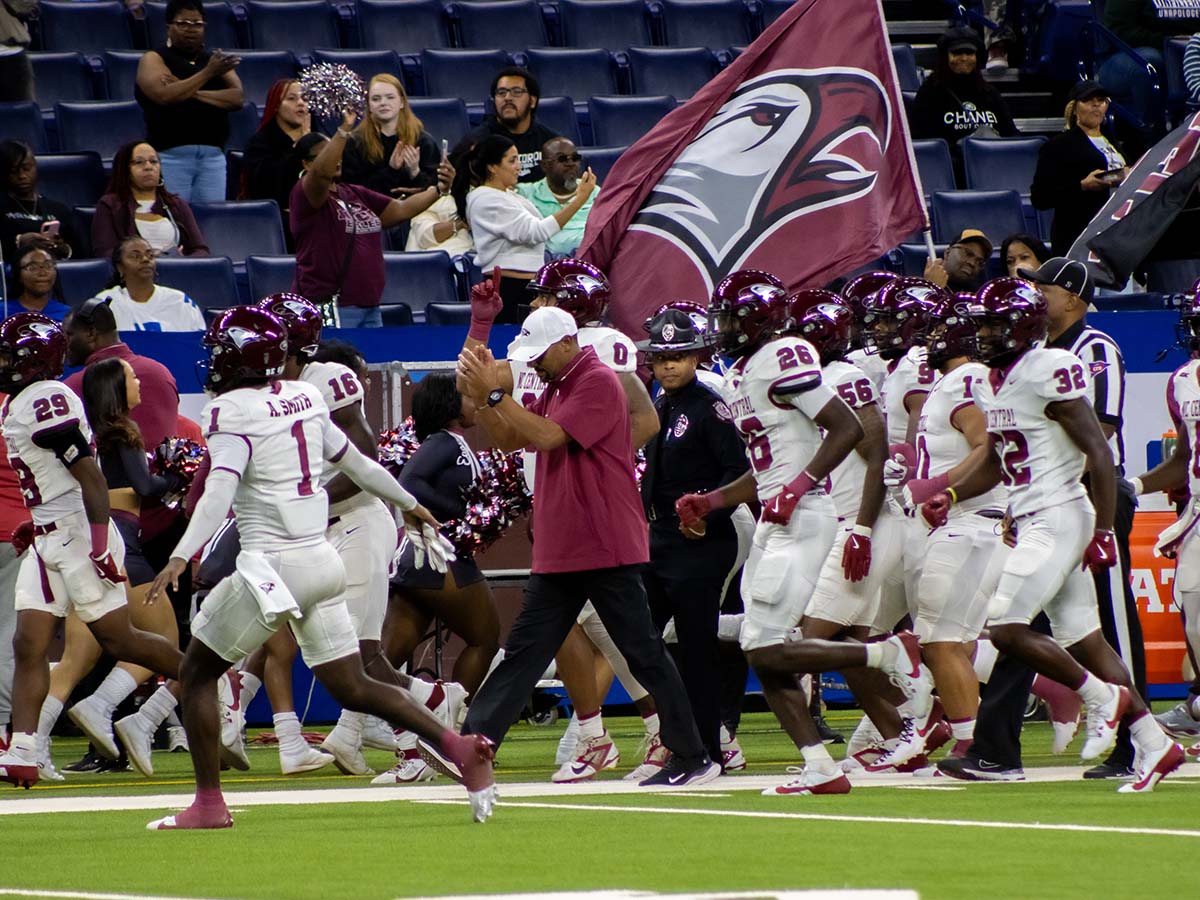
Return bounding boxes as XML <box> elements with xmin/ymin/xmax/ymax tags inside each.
<box><xmin>721</xmin><ymin>336</ymin><xmax>836</xmax><ymax>503</ymax></box>
<box><xmin>915</xmin><ymin>363</ymin><xmax>1003</xmax><ymax>513</ymax></box>
<box><xmin>299</xmin><ymin>360</ymin><xmax>366</xmax><ymax>489</ymax></box>
<box><xmin>971</xmin><ymin>348</ymin><xmax>1091</xmax><ymax>519</ymax></box>
<box><xmin>848</xmin><ymin>348</ymin><xmax>889</xmax><ymax>393</ymax></box>
<box><xmin>1</xmin><ymin>381</ymin><xmax>91</xmax><ymax>525</ymax></box>
<box><xmin>880</xmin><ymin>346</ymin><xmax>935</xmax><ymax>445</ymax></box>
<box><xmin>1167</xmin><ymin>358</ymin><xmax>1200</xmax><ymax>497</ymax></box>
<box><xmin>823</xmin><ymin>359</ymin><xmax>879</xmax><ymax>520</ymax></box>
<box><xmin>202</xmin><ymin>380</ymin><xmax>338</xmax><ymax>551</ymax></box>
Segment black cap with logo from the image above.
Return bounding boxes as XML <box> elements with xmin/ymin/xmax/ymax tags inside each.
<box><xmin>1018</xmin><ymin>257</ymin><xmax>1094</xmax><ymax>304</ymax></box>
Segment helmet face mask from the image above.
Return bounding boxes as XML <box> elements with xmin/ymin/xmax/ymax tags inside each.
<box><xmin>841</xmin><ymin>271</ymin><xmax>898</xmax><ymax>350</ymax></box>
<box><xmin>861</xmin><ymin>277</ymin><xmax>942</xmax><ymax>360</ymax></box>
<box><xmin>708</xmin><ymin>269</ymin><xmax>787</xmax><ymax>357</ymax></box>
<box><xmin>971</xmin><ymin>277</ymin><xmax>1048</xmax><ymax>367</ymax></box>
<box><xmin>923</xmin><ymin>296</ymin><xmax>979</xmax><ymax>368</ymax></box>
<box><xmin>781</xmin><ymin>290</ymin><xmax>851</xmax><ymax>363</ymax></box>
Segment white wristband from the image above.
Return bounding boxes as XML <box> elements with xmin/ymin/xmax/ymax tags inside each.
<box><xmin>1130</xmin><ymin>477</ymin><xmax>1144</xmax><ymax>496</ymax></box>
<box><xmin>851</xmin><ymin>524</ymin><xmax>873</xmax><ymax>537</ymax></box>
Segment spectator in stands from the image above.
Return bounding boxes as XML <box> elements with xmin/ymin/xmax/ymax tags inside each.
<box><xmin>290</xmin><ymin>111</ymin><xmax>453</xmax><ymax>328</ymax></box>
<box><xmin>93</xmin><ymin>141</ymin><xmax>210</xmax><ymax>260</ymax></box>
<box><xmin>911</xmin><ymin>26</ymin><xmax>1017</xmax><ymax>154</ymax></box>
<box><xmin>453</xmin><ymin>135</ymin><xmax>596</xmax><ymax>324</ymax></box>
<box><xmin>1185</xmin><ymin>32</ymin><xmax>1200</xmax><ymax>105</ymax></box>
<box><xmin>134</xmin><ymin>0</ymin><xmax>244</xmax><ymax>204</ymax></box>
<box><xmin>407</xmin><ymin>139</ymin><xmax>476</xmax><ymax>255</ymax></box>
<box><xmin>517</xmin><ymin>137</ymin><xmax>597</xmax><ymax>258</ymax></box>
<box><xmin>924</xmin><ymin>228</ymin><xmax>991</xmax><ymax>292</ymax></box>
<box><xmin>1</xmin><ymin>140</ymin><xmax>83</xmax><ymax>264</ymax></box>
<box><xmin>241</xmin><ymin>78</ymin><xmax>310</xmax><ymax>246</ymax></box>
<box><xmin>1000</xmin><ymin>232</ymin><xmax>1050</xmax><ymax>278</ymax></box>
<box><xmin>91</xmin><ymin>236</ymin><xmax>206</xmax><ymax>332</ymax></box>
<box><xmin>4</xmin><ymin>247</ymin><xmax>70</xmax><ymax>321</ymax></box>
<box><xmin>343</xmin><ymin>74</ymin><xmax>440</xmax><ymax>198</ymax></box>
<box><xmin>467</xmin><ymin>67</ymin><xmax>558</xmax><ymax>184</ymax></box>
<box><xmin>1101</xmin><ymin>0</ymin><xmax>1200</xmax><ymax>124</ymax></box>
<box><xmin>1031</xmin><ymin>80</ymin><xmax>1128</xmax><ymax>257</ymax></box>
<box><xmin>0</xmin><ymin>0</ymin><xmax>34</xmax><ymax>103</ymax></box>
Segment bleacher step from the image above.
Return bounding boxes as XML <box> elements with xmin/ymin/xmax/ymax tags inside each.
<box><xmin>1014</xmin><ymin>116</ymin><xmax>1065</xmax><ymax>135</ymax></box>
<box><xmin>887</xmin><ymin>19</ymin><xmax>952</xmax><ymax>38</ymax></box>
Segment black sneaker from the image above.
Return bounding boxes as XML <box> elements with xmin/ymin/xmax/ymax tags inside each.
<box><xmin>936</xmin><ymin>754</ymin><xmax>1025</xmax><ymax>782</ymax></box>
<box><xmin>62</xmin><ymin>744</ymin><xmax>106</xmax><ymax>773</ymax></box>
<box><xmin>1083</xmin><ymin>762</ymin><xmax>1135</xmax><ymax>779</ymax></box>
<box><xmin>639</xmin><ymin>753</ymin><xmax>721</xmax><ymax>787</ymax></box>
<box><xmin>815</xmin><ymin>715</ymin><xmax>845</xmax><ymax>745</ymax></box>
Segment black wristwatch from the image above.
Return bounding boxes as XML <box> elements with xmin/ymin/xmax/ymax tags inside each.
<box><xmin>487</xmin><ymin>388</ymin><xmax>505</xmax><ymax>407</ymax></box>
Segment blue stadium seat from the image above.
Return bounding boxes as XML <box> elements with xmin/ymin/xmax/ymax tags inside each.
<box><xmin>145</xmin><ymin>1</ymin><xmax>242</xmax><ymax>51</ymax></box>
<box><xmin>227</xmin><ymin>103</ymin><xmax>266</xmax><ymax>153</ymax></box>
<box><xmin>930</xmin><ymin>190</ymin><xmax>1027</xmax><ymax>247</ymax></box>
<box><xmin>758</xmin><ymin>0</ymin><xmax>793</xmax><ymax>30</ymax></box>
<box><xmin>453</xmin><ymin>251</ymin><xmax>483</xmax><ymax>298</ymax></box>
<box><xmin>911</xmin><ymin>139</ymin><xmax>956</xmax><ymax>198</ymax></box>
<box><xmin>892</xmin><ymin>44</ymin><xmax>922</xmax><ymax>93</ymax></box>
<box><xmin>103</xmin><ymin>51</ymin><xmax>143</xmax><ymax>103</ymax></box>
<box><xmin>191</xmin><ymin>201</ymin><xmax>287</xmax><ymax>262</ymax></box>
<box><xmin>36</xmin><ymin>153</ymin><xmax>107</xmax><ymax>210</ymax></box>
<box><xmin>588</xmin><ymin>95</ymin><xmax>675</xmax><ymax>146</ymax></box>
<box><xmin>558</xmin><ymin>0</ymin><xmax>652</xmax><ymax>50</ymax></box>
<box><xmin>55</xmin><ymin>259</ymin><xmax>112</xmax><ymax>307</ymax></box>
<box><xmin>525</xmin><ymin>49</ymin><xmax>619</xmax><ymax>103</ymax></box>
<box><xmin>28</xmin><ymin>53</ymin><xmax>95</xmax><ymax>110</ymax></box>
<box><xmin>0</xmin><ymin>103</ymin><xmax>48</xmax><ymax>152</ymax></box>
<box><xmin>313</xmin><ymin>50</ymin><xmax>404</xmax><ymax>88</ymax></box>
<box><xmin>381</xmin><ymin>252</ymin><xmax>460</xmax><ymax>319</ymax></box>
<box><xmin>582</xmin><ymin>145</ymin><xmax>626</xmax><ymax>181</ymax></box>
<box><xmin>534</xmin><ymin>97</ymin><xmax>581</xmax><ymax>145</ymax></box>
<box><xmin>961</xmin><ymin>137</ymin><xmax>1046</xmax><ymax>197</ymax></box>
<box><xmin>356</xmin><ymin>0</ymin><xmax>452</xmax><ymax>54</ymax></box>
<box><xmin>73</xmin><ymin>207</ymin><xmax>96</xmax><ymax>256</ymax></box>
<box><xmin>453</xmin><ymin>1</ymin><xmax>550</xmax><ymax>49</ymax></box>
<box><xmin>380</xmin><ymin>304</ymin><xmax>415</xmax><ymax>326</ymax></box>
<box><xmin>425</xmin><ymin>302</ymin><xmax>472</xmax><ymax>325</ymax></box>
<box><xmin>409</xmin><ymin>98</ymin><xmax>472</xmax><ymax>148</ymax></box>
<box><xmin>658</xmin><ymin>0</ymin><xmax>752</xmax><ymax>49</ymax></box>
<box><xmin>245</xmin><ymin>1</ymin><xmax>340</xmax><ymax>58</ymax></box>
<box><xmin>418</xmin><ymin>49</ymin><xmax>512</xmax><ymax>99</ymax></box>
<box><xmin>233</xmin><ymin>51</ymin><xmax>299</xmax><ymax>107</ymax></box>
<box><xmin>38</xmin><ymin>2</ymin><xmax>134</xmax><ymax>60</ymax></box>
<box><xmin>54</xmin><ymin>102</ymin><xmax>146</xmax><ymax>163</ymax></box>
<box><xmin>627</xmin><ymin>47</ymin><xmax>718</xmax><ymax>98</ymax></box>
<box><xmin>246</xmin><ymin>255</ymin><xmax>297</xmax><ymax>301</ymax></box>
<box><xmin>153</xmin><ymin>256</ymin><xmax>239</xmax><ymax>312</ymax></box>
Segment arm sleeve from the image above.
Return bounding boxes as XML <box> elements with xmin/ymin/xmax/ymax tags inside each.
<box><xmin>171</xmin><ymin>468</ymin><xmax>238</xmax><ymax>562</ymax></box>
<box><xmin>399</xmin><ymin>437</ymin><xmax>464</xmax><ymax>520</ymax></box>
<box><xmin>206</xmin><ymin>431</ymin><xmax>252</xmax><ymax>478</ymax></box>
<box><xmin>31</xmin><ymin>423</ymin><xmax>92</xmax><ymax>468</ymax></box>
<box><xmin>1035</xmin><ymin>351</ymin><xmax>1091</xmax><ymax>403</ymax></box>
<box><xmin>118</xmin><ymin>444</ymin><xmax>176</xmax><ymax>498</ymax></box>
<box><xmin>1187</xmin><ymin>35</ymin><xmax>1200</xmax><ymax>104</ymax></box>
<box><xmin>324</xmin><ymin>418</ymin><xmax>417</xmax><ymax>511</ymax></box>
<box><xmin>468</xmin><ymin>190</ymin><xmax>561</xmax><ymax>245</ymax></box>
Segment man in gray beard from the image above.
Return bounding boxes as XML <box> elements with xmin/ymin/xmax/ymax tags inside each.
<box><xmin>518</xmin><ymin>137</ymin><xmax>599</xmax><ymax>258</ymax></box>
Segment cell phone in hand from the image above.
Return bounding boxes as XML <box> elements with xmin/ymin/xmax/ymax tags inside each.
<box><xmin>441</xmin><ymin>139</ymin><xmax>449</xmax><ymax>160</ymax></box>
<box><xmin>40</xmin><ymin>220</ymin><xmax>60</xmax><ymax>237</ymax></box>
<box><xmin>1099</xmin><ymin>167</ymin><xmax>1126</xmax><ymax>185</ymax></box>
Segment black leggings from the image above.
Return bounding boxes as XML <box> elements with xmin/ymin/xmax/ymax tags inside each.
<box><xmin>496</xmin><ymin>275</ymin><xmax>534</xmax><ymax>325</ymax></box>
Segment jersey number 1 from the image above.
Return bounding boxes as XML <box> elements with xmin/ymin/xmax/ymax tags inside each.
<box><xmin>290</xmin><ymin>420</ymin><xmax>315</xmax><ymax>497</ymax></box>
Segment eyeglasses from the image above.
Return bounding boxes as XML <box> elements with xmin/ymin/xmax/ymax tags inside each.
<box><xmin>122</xmin><ymin>251</ymin><xmax>157</xmax><ymax>263</ymax></box>
<box><xmin>494</xmin><ymin>87</ymin><xmax>528</xmax><ymax>99</ymax></box>
<box><xmin>552</xmin><ymin>153</ymin><xmax>582</xmax><ymax>164</ymax></box>
<box><xmin>22</xmin><ymin>261</ymin><xmax>56</xmax><ymax>273</ymax></box>
<box><xmin>170</xmin><ymin>19</ymin><xmax>205</xmax><ymax>29</ymax></box>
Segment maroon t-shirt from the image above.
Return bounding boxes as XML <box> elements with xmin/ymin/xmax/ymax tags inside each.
<box><xmin>528</xmin><ymin>347</ymin><xmax>649</xmax><ymax>574</ymax></box>
<box><xmin>290</xmin><ymin>180</ymin><xmax>390</xmax><ymax>309</ymax></box>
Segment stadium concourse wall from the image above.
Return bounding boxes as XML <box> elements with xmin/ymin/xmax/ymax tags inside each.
<box><xmin>103</xmin><ymin>314</ymin><xmax>1191</xmax><ymax>722</ymax></box>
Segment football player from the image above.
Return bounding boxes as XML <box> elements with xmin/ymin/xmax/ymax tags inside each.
<box><xmin>0</xmin><ymin>314</ymin><xmax>182</xmax><ymax>789</ymax></box>
<box><xmin>840</xmin><ymin>270</ymin><xmax>897</xmax><ymax>392</ymax></box>
<box><xmin>144</xmin><ymin>307</ymin><xmax>495</xmax><ymax>829</ymax></box>
<box><xmin>675</xmin><ymin>270</ymin><xmax>933</xmax><ymax>797</ymax></box>
<box><xmin>927</xmin><ymin>279</ymin><xmax>1183</xmax><ymax>792</ymax></box>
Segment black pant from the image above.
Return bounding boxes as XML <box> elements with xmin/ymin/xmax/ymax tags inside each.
<box><xmin>643</xmin><ymin>525</ymin><xmax>736</xmax><ymax>761</ymax></box>
<box><xmin>971</xmin><ymin>481</ymin><xmax>1146</xmax><ymax>767</ymax></box>
<box><xmin>719</xmin><ymin>553</ymin><xmax>749</xmax><ymax>733</ymax></box>
<box><xmin>465</xmin><ymin>564</ymin><xmax>706</xmax><ymax>758</ymax></box>
<box><xmin>496</xmin><ymin>275</ymin><xmax>532</xmax><ymax>325</ymax></box>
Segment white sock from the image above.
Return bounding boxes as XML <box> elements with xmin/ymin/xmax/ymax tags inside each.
<box><xmin>950</xmin><ymin>718</ymin><xmax>975</xmax><ymax>742</ymax></box>
<box><xmin>93</xmin><ymin>668</ymin><xmax>139</xmax><ymax>716</ymax></box>
<box><xmin>36</xmin><ymin>696</ymin><xmax>63</xmax><ymax>741</ymax></box>
<box><xmin>407</xmin><ymin>678</ymin><xmax>433</xmax><ymax>705</ymax></box>
<box><xmin>139</xmin><ymin>685</ymin><xmax>178</xmax><ymax>727</ymax></box>
<box><xmin>273</xmin><ymin>712</ymin><xmax>307</xmax><ymax>753</ymax></box>
<box><xmin>578</xmin><ymin>710</ymin><xmax>604</xmax><ymax>741</ymax></box>
<box><xmin>1129</xmin><ymin>711</ymin><xmax>1168</xmax><ymax>750</ymax></box>
<box><xmin>801</xmin><ymin>742</ymin><xmax>836</xmax><ymax>775</ymax></box>
<box><xmin>166</xmin><ymin>709</ymin><xmax>183</xmax><ymax>729</ymax></box>
<box><xmin>973</xmin><ymin>638</ymin><xmax>999</xmax><ymax>683</ymax></box>
<box><xmin>239</xmin><ymin>672</ymin><xmax>262</xmax><ymax>708</ymax></box>
<box><xmin>336</xmin><ymin>709</ymin><xmax>366</xmax><ymax>735</ymax></box>
<box><xmin>717</xmin><ymin>613</ymin><xmax>744</xmax><ymax>642</ymax></box>
<box><xmin>1075</xmin><ymin>673</ymin><xmax>1115</xmax><ymax>707</ymax></box>
<box><xmin>865</xmin><ymin>641</ymin><xmax>895</xmax><ymax>670</ymax></box>
<box><xmin>642</xmin><ymin>712</ymin><xmax>660</xmax><ymax>736</ymax></box>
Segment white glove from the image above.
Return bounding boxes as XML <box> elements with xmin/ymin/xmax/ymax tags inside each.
<box><xmin>404</xmin><ymin>521</ymin><xmax>458</xmax><ymax>574</ymax></box>
<box><xmin>882</xmin><ymin>457</ymin><xmax>909</xmax><ymax>488</ymax></box>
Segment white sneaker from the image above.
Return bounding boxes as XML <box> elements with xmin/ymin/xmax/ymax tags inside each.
<box><xmin>167</xmin><ymin>725</ymin><xmax>189</xmax><ymax>753</ymax></box>
<box><xmin>555</xmin><ymin>714</ymin><xmax>580</xmax><ymax>766</ymax></box>
<box><xmin>624</xmin><ymin>732</ymin><xmax>670</xmax><ymax>782</ymax></box>
<box><xmin>762</xmin><ymin>765</ymin><xmax>851</xmax><ymax>796</ymax></box>
<box><xmin>1081</xmin><ymin>685</ymin><xmax>1130</xmax><ymax>761</ymax></box>
<box><xmin>720</xmin><ymin>731</ymin><xmax>746</xmax><ymax>772</ymax></box>
<box><xmin>431</xmin><ymin>681</ymin><xmax>468</xmax><ymax>730</ymax></box>
<box><xmin>865</xmin><ymin>700</ymin><xmax>944</xmax><ymax>771</ymax></box>
<box><xmin>880</xmin><ymin>632</ymin><xmax>933</xmax><ymax>718</ymax></box>
<box><xmin>67</xmin><ymin>695</ymin><xmax>118</xmax><ymax>760</ymax></box>
<box><xmin>1051</xmin><ymin>716</ymin><xmax>1081</xmax><ymax>755</ymax></box>
<box><xmin>846</xmin><ymin>715</ymin><xmax>884</xmax><ymax>757</ymax></box>
<box><xmin>114</xmin><ymin>713</ymin><xmax>157</xmax><ymax>777</ymax></box>
<box><xmin>371</xmin><ymin>750</ymin><xmax>436</xmax><ymax>785</ymax></box>
<box><xmin>1118</xmin><ymin>740</ymin><xmax>1185</xmax><ymax>793</ymax></box>
<box><xmin>218</xmin><ymin>671</ymin><xmax>249</xmax><ymax>771</ymax></box>
<box><xmin>280</xmin><ymin>743</ymin><xmax>334</xmax><ymax>775</ymax></box>
<box><xmin>552</xmin><ymin>731</ymin><xmax>619</xmax><ymax>783</ymax></box>
<box><xmin>37</xmin><ymin>745</ymin><xmax>64</xmax><ymax>783</ymax></box>
<box><xmin>0</xmin><ymin>749</ymin><xmax>41</xmax><ymax>788</ymax></box>
<box><xmin>362</xmin><ymin>716</ymin><xmax>398</xmax><ymax>752</ymax></box>
<box><xmin>320</xmin><ymin>725</ymin><xmax>373</xmax><ymax>776</ymax></box>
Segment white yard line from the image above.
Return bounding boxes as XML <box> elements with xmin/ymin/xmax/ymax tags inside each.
<box><xmin>0</xmin><ymin>890</ymin><xmax>230</xmax><ymax>900</ymax></box>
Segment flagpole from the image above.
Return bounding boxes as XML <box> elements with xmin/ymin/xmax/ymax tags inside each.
<box><xmin>923</xmin><ymin>229</ymin><xmax>938</xmax><ymax>265</ymax></box>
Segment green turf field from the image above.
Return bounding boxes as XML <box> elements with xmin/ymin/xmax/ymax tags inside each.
<box><xmin>1</xmin><ymin>709</ymin><xmax>1196</xmax><ymax>900</ymax></box>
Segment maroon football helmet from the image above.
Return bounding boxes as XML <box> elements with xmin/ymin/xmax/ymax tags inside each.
<box><xmin>923</xmin><ymin>294</ymin><xmax>979</xmax><ymax>368</ymax></box>
<box><xmin>0</xmin><ymin>313</ymin><xmax>68</xmax><ymax>392</ymax></box>
<box><xmin>527</xmin><ymin>258</ymin><xmax>611</xmax><ymax>325</ymax></box>
<box><xmin>258</xmin><ymin>293</ymin><xmax>321</xmax><ymax>357</ymax></box>
<box><xmin>781</xmin><ymin>289</ymin><xmax>854</xmax><ymax>363</ymax></box>
<box><xmin>706</xmin><ymin>269</ymin><xmax>787</xmax><ymax>356</ymax></box>
<box><xmin>969</xmin><ymin>277</ymin><xmax>1048</xmax><ymax>366</ymax></box>
<box><xmin>201</xmin><ymin>306</ymin><xmax>289</xmax><ymax>393</ymax></box>
<box><xmin>861</xmin><ymin>277</ymin><xmax>945</xmax><ymax>360</ymax></box>
<box><xmin>841</xmin><ymin>271</ymin><xmax>898</xmax><ymax>339</ymax></box>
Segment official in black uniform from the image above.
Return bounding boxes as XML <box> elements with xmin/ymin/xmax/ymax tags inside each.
<box><xmin>638</xmin><ymin>309</ymin><xmax>749</xmax><ymax>765</ymax></box>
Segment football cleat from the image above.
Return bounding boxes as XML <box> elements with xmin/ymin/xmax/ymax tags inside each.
<box><xmin>720</xmin><ymin>731</ymin><xmax>747</xmax><ymax>773</ymax></box>
<box><xmin>279</xmin><ymin>743</ymin><xmax>334</xmax><ymax>776</ymax></box>
<box><xmin>361</xmin><ymin>716</ymin><xmax>399</xmax><ymax>752</ymax></box>
<box><xmin>936</xmin><ymin>755</ymin><xmax>1025</xmax><ymax>782</ymax></box>
<box><xmin>417</xmin><ymin>734</ymin><xmax>497</xmax><ymax>823</ymax></box>
<box><xmin>0</xmin><ymin>750</ymin><xmax>39</xmax><ymax>789</ymax></box>
<box><xmin>1051</xmin><ymin>717</ymin><xmax>1082</xmax><ymax>755</ymax></box>
<box><xmin>114</xmin><ymin>713</ymin><xmax>157</xmax><ymax>778</ymax></box>
<box><xmin>879</xmin><ymin>632</ymin><xmax>934</xmax><ymax>718</ymax></box>
<box><xmin>552</xmin><ymin>732</ymin><xmax>620</xmax><ymax>783</ymax></box>
<box><xmin>555</xmin><ymin>714</ymin><xmax>580</xmax><ymax>766</ymax></box>
<box><xmin>1186</xmin><ymin>741</ymin><xmax>1199</xmax><ymax>760</ymax></box>
<box><xmin>371</xmin><ymin>749</ymin><xmax>436</xmax><ymax>785</ymax></box>
<box><xmin>1080</xmin><ymin>684</ymin><xmax>1131</xmax><ymax>761</ymax></box>
<box><xmin>218</xmin><ymin>671</ymin><xmax>249</xmax><ymax>771</ymax></box>
<box><xmin>846</xmin><ymin>715</ymin><xmax>884</xmax><ymax>757</ymax></box>
<box><xmin>1118</xmin><ymin>741</ymin><xmax>1185</xmax><ymax>793</ymax></box>
<box><xmin>624</xmin><ymin>732</ymin><xmax>671</xmax><ymax>782</ymax></box>
<box><xmin>1154</xmin><ymin>702</ymin><xmax>1200</xmax><ymax>740</ymax></box>
<box><xmin>859</xmin><ymin>752</ymin><xmax>930</xmax><ymax>775</ymax></box>
<box><xmin>37</xmin><ymin>738</ymin><xmax>64</xmax><ymax>782</ymax></box>
<box><xmin>67</xmin><ymin>696</ymin><xmax>119</xmax><ymax>760</ymax></box>
<box><xmin>430</xmin><ymin>680</ymin><xmax>469</xmax><ymax>731</ymax></box>
<box><xmin>320</xmin><ymin>725</ymin><xmax>373</xmax><ymax>776</ymax></box>
<box><xmin>167</xmin><ymin>725</ymin><xmax>189</xmax><ymax>753</ymax></box>
<box><xmin>147</xmin><ymin>802</ymin><xmax>234</xmax><ymax>831</ymax></box>
<box><xmin>763</xmin><ymin>765</ymin><xmax>851</xmax><ymax>796</ymax></box>
<box><xmin>865</xmin><ymin>700</ymin><xmax>946</xmax><ymax>771</ymax></box>
<box><xmin>639</xmin><ymin>753</ymin><xmax>721</xmax><ymax>787</ymax></box>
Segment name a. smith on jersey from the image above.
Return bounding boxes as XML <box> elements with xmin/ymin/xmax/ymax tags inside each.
<box><xmin>265</xmin><ymin>393</ymin><xmax>314</xmax><ymax>418</ymax></box>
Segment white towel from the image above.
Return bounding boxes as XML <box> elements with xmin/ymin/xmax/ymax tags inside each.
<box><xmin>1155</xmin><ymin>498</ymin><xmax>1200</xmax><ymax>559</ymax></box>
<box><xmin>236</xmin><ymin>550</ymin><xmax>302</xmax><ymax>628</ymax></box>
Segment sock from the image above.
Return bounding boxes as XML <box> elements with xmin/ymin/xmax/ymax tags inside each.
<box><xmin>273</xmin><ymin>712</ymin><xmax>306</xmax><ymax>753</ymax></box>
<box><xmin>193</xmin><ymin>785</ymin><xmax>227</xmax><ymax>811</ymax></box>
<box><xmin>166</xmin><ymin>709</ymin><xmax>183</xmax><ymax>729</ymax></box>
<box><xmin>865</xmin><ymin>641</ymin><xmax>896</xmax><ymax>670</ymax></box>
<box><xmin>950</xmin><ymin>718</ymin><xmax>975</xmax><ymax>742</ymax></box>
<box><xmin>239</xmin><ymin>672</ymin><xmax>262</xmax><ymax>708</ymax></box>
<box><xmin>641</xmin><ymin>712</ymin><xmax>660</xmax><ymax>737</ymax></box>
<box><xmin>1128</xmin><ymin>710</ymin><xmax>1168</xmax><ymax>749</ymax></box>
<box><xmin>973</xmin><ymin>638</ymin><xmax>998</xmax><ymax>683</ymax></box>
<box><xmin>10</xmin><ymin>731</ymin><xmax>36</xmax><ymax>760</ymax></box>
<box><xmin>1075</xmin><ymin>673</ymin><xmax>1115</xmax><ymax>707</ymax></box>
<box><xmin>139</xmin><ymin>685</ymin><xmax>178</xmax><ymax>727</ymax></box>
<box><xmin>93</xmin><ymin>667</ymin><xmax>139</xmax><ymax>716</ymax></box>
<box><xmin>578</xmin><ymin>710</ymin><xmax>604</xmax><ymax>741</ymax></box>
<box><xmin>800</xmin><ymin>742</ymin><xmax>836</xmax><ymax>775</ymax></box>
<box><xmin>36</xmin><ymin>696</ymin><xmax>63</xmax><ymax>741</ymax></box>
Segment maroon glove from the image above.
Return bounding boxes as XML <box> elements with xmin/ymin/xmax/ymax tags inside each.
<box><xmin>11</xmin><ymin>520</ymin><xmax>34</xmax><ymax>556</ymax></box>
<box><xmin>921</xmin><ymin>491</ymin><xmax>954</xmax><ymax>528</ymax></box>
<box><xmin>762</xmin><ymin>471</ymin><xmax>817</xmax><ymax>526</ymax></box>
<box><xmin>903</xmin><ymin>472</ymin><xmax>950</xmax><ymax>508</ymax></box>
<box><xmin>841</xmin><ymin>526</ymin><xmax>872</xmax><ymax>582</ymax></box>
<box><xmin>676</xmin><ymin>490</ymin><xmax>722</xmax><ymax>528</ymax></box>
<box><xmin>468</xmin><ymin>267</ymin><xmax>503</xmax><ymax>342</ymax></box>
<box><xmin>1082</xmin><ymin>529</ymin><xmax>1117</xmax><ymax>572</ymax></box>
<box><xmin>89</xmin><ymin>522</ymin><xmax>126</xmax><ymax>587</ymax></box>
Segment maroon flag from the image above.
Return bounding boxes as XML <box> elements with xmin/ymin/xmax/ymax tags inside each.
<box><xmin>579</xmin><ymin>0</ymin><xmax>927</xmax><ymax>336</ymax></box>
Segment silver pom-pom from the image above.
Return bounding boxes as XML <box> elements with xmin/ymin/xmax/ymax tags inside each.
<box><xmin>299</xmin><ymin>63</ymin><xmax>366</xmax><ymax>119</ymax></box>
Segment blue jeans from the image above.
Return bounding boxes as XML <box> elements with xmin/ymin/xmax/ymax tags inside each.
<box><xmin>159</xmin><ymin>145</ymin><xmax>227</xmax><ymax>204</ymax></box>
<box><xmin>1098</xmin><ymin>47</ymin><xmax>1165</xmax><ymax>129</ymax></box>
<box><xmin>337</xmin><ymin>306</ymin><xmax>383</xmax><ymax>328</ymax></box>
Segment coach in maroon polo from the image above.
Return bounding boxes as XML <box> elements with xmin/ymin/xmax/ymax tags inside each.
<box><xmin>457</xmin><ymin>306</ymin><xmax>717</xmax><ymax>786</ymax></box>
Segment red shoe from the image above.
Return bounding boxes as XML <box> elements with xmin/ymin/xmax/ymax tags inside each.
<box><xmin>1118</xmin><ymin>742</ymin><xmax>1185</xmax><ymax>794</ymax></box>
<box><xmin>146</xmin><ymin>800</ymin><xmax>234</xmax><ymax>830</ymax></box>
<box><xmin>0</xmin><ymin>752</ymin><xmax>38</xmax><ymax>789</ymax></box>
<box><xmin>419</xmin><ymin>733</ymin><xmax>497</xmax><ymax>823</ymax></box>
<box><xmin>763</xmin><ymin>766</ymin><xmax>851</xmax><ymax>796</ymax></box>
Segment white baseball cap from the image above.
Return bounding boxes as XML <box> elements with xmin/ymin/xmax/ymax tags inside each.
<box><xmin>508</xmin><ymin>306</ymin><xmax>579</xmax><ymax>362</ymax></box>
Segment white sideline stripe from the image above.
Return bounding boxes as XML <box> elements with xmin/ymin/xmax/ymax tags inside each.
<box><xmin>397</xmin><ymin>891</ymin><xmax>918</xmax><ymax>900</ymax></box>
<box><xmin>415</xmin><ymin>799</ymin><xmax>1200</xmax><ymax>839</ymax></box>
<box><xmin>0</xmin><ymin>890</ymin><xmax>228</xmax><ymax>900</ymax></box>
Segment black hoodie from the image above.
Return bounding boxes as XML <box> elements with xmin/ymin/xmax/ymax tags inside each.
<box><xmin>911</xmin><ymin>27</ymin><xmax>1018</xmax><ymax>148</ymax></box>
